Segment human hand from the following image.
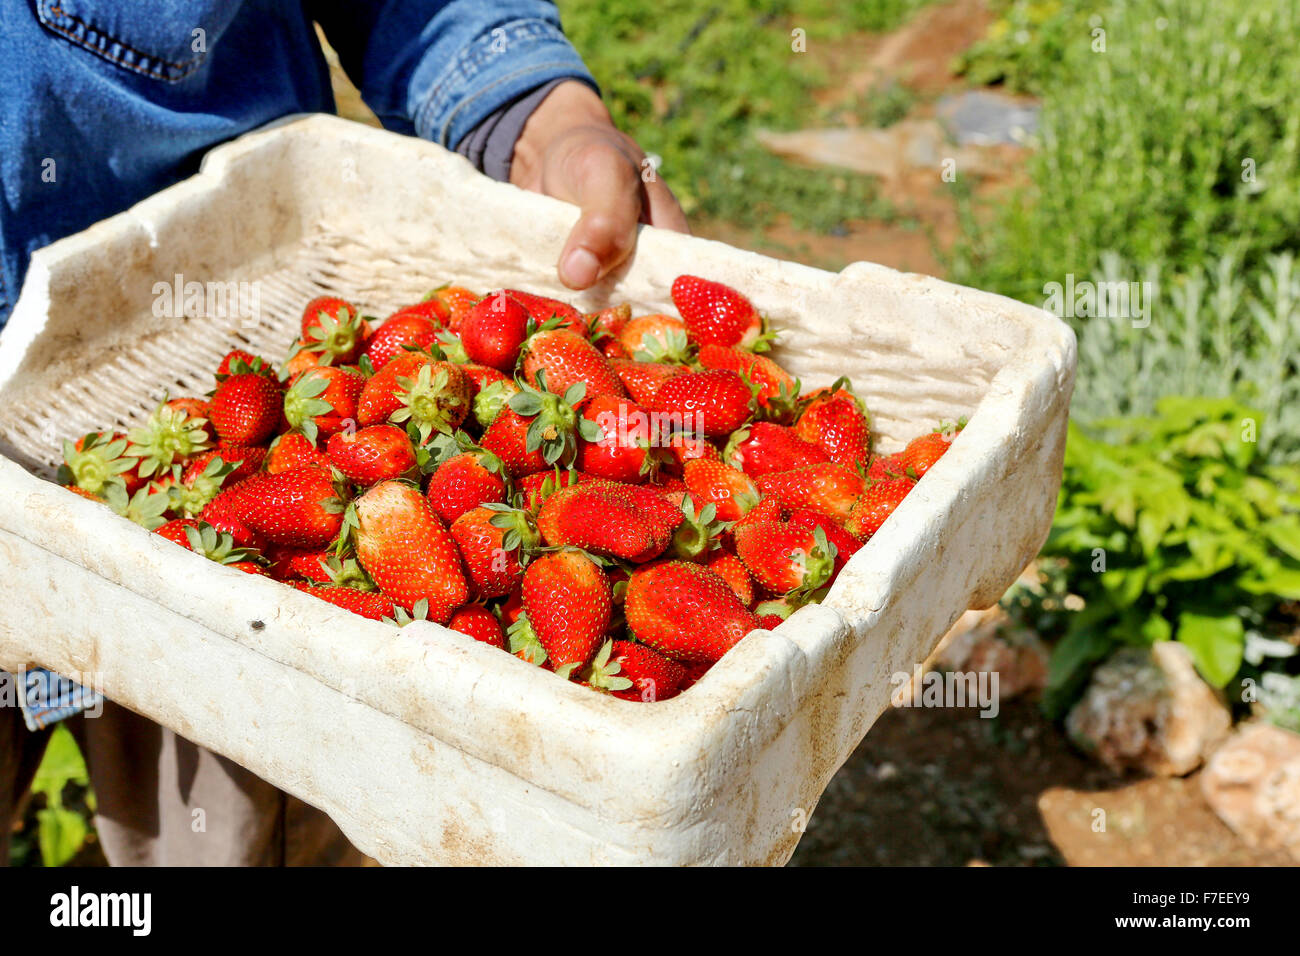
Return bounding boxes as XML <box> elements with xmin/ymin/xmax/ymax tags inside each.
<box><xmin>510</xmin><ymin>81</ymin><xmax>689</xmax><ymax>290</ymax></box>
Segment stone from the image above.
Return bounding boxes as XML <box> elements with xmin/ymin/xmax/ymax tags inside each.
<box><xmin>1201</xmin><ymin>721</ymin><xmax>1300</xmax><ymax>862</ymax></box>
<box><xmin>932</xmin><ymin>606</ymin><xmax>1049</xmax><ymax>699</ymax></box>
<box><xmin>754</xmin><ymin>121</ymin><xmax>1007</xmax><ymax>182</ymax></box>
<box><xmin>935</xmin><ymin>90</ymin><xmax>1040</xmax><ymax>146</ymax></box>
<box><xmin>1066</xmin><ymin>642</ymin><xmax>1231</xmax><ymax>776</ymax></box>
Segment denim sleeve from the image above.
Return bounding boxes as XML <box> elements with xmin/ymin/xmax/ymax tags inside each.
<box><xmin>311</xmin><ymin>0</ymin><xmax>598</xmax><ymax>150</ymax></box>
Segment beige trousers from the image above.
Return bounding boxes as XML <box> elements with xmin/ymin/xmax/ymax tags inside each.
<box><xmin>2</xmin><ymin>697</ymin><xmax>363</xmax><ymax>866</ymax></box>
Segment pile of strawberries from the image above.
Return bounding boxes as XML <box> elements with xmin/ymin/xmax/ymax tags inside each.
<box><xmin>58</xmin><ymin>276</ymin><xmax>958</xmax><ymax>702</ymax></box>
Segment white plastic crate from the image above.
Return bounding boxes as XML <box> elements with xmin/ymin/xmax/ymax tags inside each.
<box><xmin>0</xmin><ymin>115</ymin><xmax>1075</xmax><ymax>865</ymax></box>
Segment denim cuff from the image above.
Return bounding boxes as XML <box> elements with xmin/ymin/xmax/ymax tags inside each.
<box><xmin>412</xmin><ymin>17</ymin><xmax>598</xmax><ymax>150</ymax></box>
<box><xmin>17</xmin><ymin>668</ymin><xmax>101</xmax><ymax>731</ymax></box>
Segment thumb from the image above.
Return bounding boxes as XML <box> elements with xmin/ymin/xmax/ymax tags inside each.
<box><xmin>556</xmin><ymin>143</ymin><xmax>643</xmax><ymax>290</ymax></box>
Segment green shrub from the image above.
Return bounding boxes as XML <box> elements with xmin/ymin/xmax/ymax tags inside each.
<box><xmin>951</xmin><ymin>0</ymin><xmax>1300</xmax><ymax>303</ymax></box>
<box><xmin>1017</xmin><ymin>398</ymin><xmax>1300</xmax><ymax>716</ymax></box>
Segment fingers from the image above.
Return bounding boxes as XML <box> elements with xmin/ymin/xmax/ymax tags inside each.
<box><xmin>641</xmin><ymin>172</ymin><xmax>690</xmax><ymax>234</ymax></box>
<box><xmin>556</xmin><ymin>138</ymin><xmax>644</xmax><ymax>290</ymax></box>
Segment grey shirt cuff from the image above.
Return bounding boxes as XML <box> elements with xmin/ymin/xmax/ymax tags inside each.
<box><xmin>454</xmin><ymin>77</ymin><xmax>596</xmax><ymax>183</ymax></box>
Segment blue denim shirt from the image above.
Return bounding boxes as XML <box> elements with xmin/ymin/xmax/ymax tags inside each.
<box><xmin>0</xmin><ymin>0</ymin><xmax>595</xmax><ymax>728</ymax></box>
<box><xmin>0</xmin><ymin>0</ymin><xmax>596</xmax><ymax>327</ymax></box>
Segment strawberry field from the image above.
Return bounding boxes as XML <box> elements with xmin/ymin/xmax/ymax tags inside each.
<box><xmin>10</xmin><ymin>0</ymin><xmax>1299</xmax><ymax>867</ymax></box>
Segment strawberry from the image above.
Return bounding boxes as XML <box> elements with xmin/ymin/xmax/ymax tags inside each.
<box><xmin>754</xmin><ymin>598</ymin><xmax>794</xmax><ymax>630</ymax></box>
<box><xmin>671</xmin><ymin>275</ymin><xmax>766</xmax><ymax>349</ymax></box>
<box><xmin>504</xmin><ymin>289</ymin><xmax>587</xmax><ymax>334</ymax></box>
<box><xmin>895</xmin><ymin>428</ymin><xmax>959</xmax><ymax>478</ymax></box>
<box><xmin>577</xmin><ymin>394</ymin><xmax>663</xmax><ymax>484</ymax></box>
<box><xmin>292</xmin><ymin>582</ymin><xmax>396</xmax><ymax>621</ymax></box>
<box><xmin>624</xmin><ymin>561</ymin><xmax>761</xmax><ymax>664</ymax></box>
<box><xmin>357</xmin><ymin>351</ymin><xmax>470</xmax><ymax>440</ymax></box>
<box><xmin>424</xmin><ymin>447</ymin><xmax>508</xmax><ymax>525</ymax></box>
<box><xmin>472</xmin><ymin>378</ymin><xmax>522</xmax><ymax>429</ymax></box>
<box><xmin>516</xmin><ymin>467</ymin><xmax>588</xmax><ymax>511</ymax></box>
<box><xmin>59</xmin><ymin>432</ymin><xmax>142</xmax><ymax>497</ymax></box>
<box><xmin>448</xmin><ymin>604</ymin><xmax>506</xmax><ymax>649</ymax></box>
<box><xmin>788</xmin><ymin>507</ymin><xmax>863</xmax><ymax>575</ymax></box>
<box><xmin>537</xmin><ymin>481</ymin><xmax>669</xmax><ymax>562</ymax></box>
<box><xmin>266</xmin><ymin>431</ymin><xmax>327</xmax><ymax>474</ymax></box>
<box><xmin>521</xmin><ymin>549</ymin><xmax>611</xmax><ymax>675</ymax></box>
<box><xmin>610</xmin><ymin>358</ymin><xmax>684</xmax><ymax>406</ymax></box>
<box><xmin>794</xmin><ymin>381</ymin><xmax>872</xmax><ymax>469</ymax></box>
<box><xmin>429</xmin><ymin>285</ymin><xmax>481</xmax><ymax>329</ymax></box>
<box><xmin>459</xmin><ymin>291</ymin><xmax>531</xmax><ymax>371</ymax></box>
<box><xmin>155</xmin><ymin>517</ymin><xmax>200</xmax><ymax>547</ymax></box>
<box><xmin>707</xmin><ymin>551</ymin><xmax>756</xmax><ymax>606</ymax></box>
<box><xmin>582</xmin><ymin>639</ymin><xmax>685</xmax><ymax>702</ymax></box>
<box><xmin>127</xmin><ymin>400</ymin><xmax>212</xmax><ymax>478</ymax></box>
<box><xmin>283</xmin><ymin>366</ymin><xmax>366</xmax><ymax>444</ymax></box>
<box><xmin>163</xmin><ymin>520</ymin><xmax>263</xmax><ymax>567</ymax></box>
<box><xmin>723</xmin><ymin>422</ymin><xmax>828</xmax><ymax>477</ymax></box>
<box><xmin>299</xmin><ymin>296</ymin><xmax>371</xmax><ymax>366</ymax></box>
<box><xmin>205</xmin><ymin>467</ymin><xmax>345</xmax><ymax>549</ymax></box>
<box><xmin>265</xmin><ymin>545</ymin><xmax>335</xmax><ymax>583</ymax></box>
<box><xmin>171</xmin><ymin>450</ymin><xmax>263</xmax><ymax>517</ymax></box>
<box><xmin>450</xmin><ymin>505</ymin><xmax>537</xmax><ymax>599</ymax></box>
<box><xmin>363</xmin><ymin>311</ymin><xmax>443</xmax><ymax>370</ymax></box>
<box><xmin>756</xmin><ymin>463</ymin><xmax>864</xmax><ymax>523</ymax></box>
<box><xmin>618</xmin><ymin>313</ymin><xmax>692</xmax><ymax>363</ymax></box>
<box><xmin>522</xmin><ymin>329</ymin><xmax>626</xmax><ymax>400</ymax></box>
<box><xmin>733</xmin><ymin>521</ymin><xmax>837</xmax><ymax>597</ymax></box>
<box><xmin>327</xmin><ymin>424</ymin><xmax>417</xmax><ymax>485</ymax></box>
<box><xmin>183</xmin><ymin>446</ymin><xmax>265</xmax><ymax>486</ymax></box>
<box><xmin>480</xmin><ymin>380</ymin><xmax>594</xmax><ymax>478</ymax></box>
<box><xmin>280</xmin><ymin>343</ymin><xmax>323</xmax><ymax>381</ymax></box>
<box><xmin>844</xmin><ymin>477</ymin><xmax>914</xmax><ymax>540</ymax></box>
<box><xmin>459</xmin><ymin>363</ymin><xmax>511</xmax><ymax>399</ymax></box>
<box><xmin>166</xmin><ymin>396</ymin><xmax>213</xmax><ymax>421</ymax></box>
<box><xmin>209</xmin><ymin>370</ymin><xmax>282</xmax><ymax>447</ymax></box>
<box><xmin>351</xmin><ymin>480</ymin><xmax>470</xmax><ymax>621</ymax></box>
<box><xmin>587</xmin><ymin>303</ymin><xmax>632</xmax><ymax>358</ymax></box>
<box><xmin>653</xmin><ymin>369</ymin><xmax>753</xmax><ymax>440</ymax></box>
<box><xmin>665</xmin><ymin>493</ymin><xmax>725</xmax><ymax>562</ymax></box>
<box><xmin>697</xmin><ymin>344</ymin><xmax>797</xmax><ymax>421</ymax></box>
<box><xmin>682</xmin><ymin>458</ymin><xmax>759</xmax><ymax>521</ymax></box>
<box><xmin>866</xmin><ymin>453</ymin><xmax>908</xmax><ymax>481</ymax></box>
<box><xmin>679</xmin><ymin>660</ymin><xmax>713</xmax><ymax>691</ymax></box>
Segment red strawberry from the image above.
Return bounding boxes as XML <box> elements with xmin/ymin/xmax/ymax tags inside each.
<box><xmin>516</xmin><ymin>468</ymin><xmax>589</xmax><ymax>511</ymax></box>
<box><xmin>583</xmin><ymin>639</ymin><xmax>685</xmax><ymax>702</ymax></box>
<box><xmin>756</xmin><ymin>463</ymin><xmax>864</xmax><ymax>523</ymax></box>
<box><xmin>292</xmin><ymin>582</ymin><xmax>396</xmax><ymax>621</ymax></box>
<box><xmin>363</xmin><ymin>311</ymin><xmax>442</xmax><ymax>370</ymax></box>
<box><xmin>327</xmin><ymin>424</ymin><xmax>417</xmax><ymax>485</ymax></box>
<box><xmin>356</xmin><ymin>352</ymin><xmax>470</xmax><ymax>440</ymax></box>
<box><xmin>521</xmin><ymin>549</ymin><xmax>611</xmax><ymax>675</ymax></box>
<box><xmin>155</xmin><ymin>517</ymin><xmax>200</xmax><ymax>548</ymax></box>
<box><xmin>624</xmin><ymin>561</ymin><xmax>761</xmax><ymax>664</ymax></box>
<box><xmin>844</xmin><ymin>477</ymin><xmax>914</xmax><ymax>540</ymax></box>
<box><xmin>537</xmin><ymin>481</ymin><xmax>669</xmax><ymax>562</ymax></box>
<box><xmin>299</xmin><ymin>297</ymin><xmax>371</xmax><ymax>366</ymax></box>
<box><xmin>171</xmin><ymin>449</ymin><xmax>265</xmax><ymax>517</ymax></box>
<box><xmin>459</xmin><ymin>291</ymin><xmax>531</xmax><ymax>371</ymax></box>
<box><xmin>653</xmin><ymin>369</ymin><xmax>753</xmax><ymax>440</ymax></box>
<box><xmin>204</xmin><ymin>467</ymin><xmax>344</xmax><ymax>549</ymax></box>
<box><xmin>424</xmin><ymin>448</ymin><xmax>508</xmax><ymax>524</ymax></box>
<box><xmin>265</xmin><ymin>545</ymin><xmax>335</xmax><ymax>583</ymax></box>
<box><xmin>671</xmin><ymin>275</ymin><xmax>765</xmax><ymax>349</ymax></box>
<box><xmin>429</xmin><ymin>285</ymin><xmax>481</xmax><ymax>329</ymax></box>
<box><xmin>209</xmin><ymin>371</ymin><xmax>283</xmax><ymax>446</ymax></box>
<box><xmin>788</xmin><ymin>507</ymin><xmax>863</xmax><ymax>575</ymax></box>
<box><xmin>895</xmin><ymin>428</ymin><xmax>958</xmax><ymax>478</ymax></box>
<box><xmin>448</xmin><ymin>604</ymin><xmax>506</xmax><ymax>649</ymax></box>
<box><xmin>504</xmin><ymin>289</ymin><xmax>586</xmax><ymax>334</ymax></box>
<box><xmin>182</xmin><ymin>446</ymin><xmax>265</xmax><ymax>486</ymax></box>
<box><xmin>866</xmin><ymin>453</ymin><xmax>908</xmax><ymax>481</ymax></box>
<box><xmin>480</xmin><ymin>381</ymin><xmax>590</xmax><ymax>478</ymax></box>
<box><xmin>707</xmin><ymin>551</ymin><xmax>756</xmax><ymax>606</ymax></box>
<box><xmin>166</xmin><ymin>396</ymin><xmax>214</xmax><ymax>421</ymax></box>
<box><xmin>723</xmin><ymin>422</ymin><xmax>828</xmax><ymax>477</ymax></box>
<box><xmin>352</xmin><ymin>480</ymin><xmax>470</xmax><ymax>621</ymax></box>
<box><xmin>450</xmin><ymin>505</ymin><xmax>538</xmax><ymax>599</ymax></box>
<box><xmin>733</xmin><ymin>520</ymin><xmax>837</xmax><ymax>596</ymax></box>
<box><xmin>578</xmin><ymin>394</ymin><xmax>662</xmax><ymax>484</ymax></box>
<box><xmin>266</xmin><ymin>431</ymin><xmax>327</xmax><ymax>474</ymax></box>
<box><xmin>698</xmin><ymin>344</ymin><xmax>797</xmax><ymax>421</ymax></box>
<box><xmin>617</xmin><ymin>313</ymin><xmax>691</xmax><ymax>363</ymax></box>
<box><xmin>682</xmin><ymin>458</ymin><xmax>759</xmax><ymax>521</ymax></box>
<box><xmin>794</xmin><ymin>382</ymin><xmax>872</xmax><ymax>469</ymax></box>
<box><xmin>156</xmin><ymin>519</ymin><xmax>261</xmax><ymax>568</ymax></box>
<box><xmin>522</xmin><ymin>329</ymin><xmax>626</xmax><ymax>400</ymax></box>
<box><xmin>587</xmin><ymin>303</ymin><xmax>632</xmax><ymax>358</ymax></box>
<box><xmin>283</xmin><ymin>366</ymin><xmax>366</xmax><ymax>444</ymax></box>
<box><xmin>610</xmin><ymin>358</ymin><xmax>684</xmax><ymax>406</ymax></box>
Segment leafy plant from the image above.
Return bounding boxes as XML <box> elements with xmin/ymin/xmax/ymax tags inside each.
<box><xmin>27</xmin><ymin>725</ymin><xmax>95</xmax><ymax>867</ymax></box>
<box><xmin>1022</xmin><ymin>398</ymin><xmax>1300</xmax><ymax>716</ymax></box>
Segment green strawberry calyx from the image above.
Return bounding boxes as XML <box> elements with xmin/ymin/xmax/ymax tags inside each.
<box><xmin>509</xmin><ymin>372</ymin><xmax>591</xmax><ymax>467</ymax></box>
<box><xmin>391</xmin><ymin>363</ymin><xmax>467</xmax><ymax>445</ymax></box>
<box><xmin>127</xmin><ymin>401</ymin><xmax>212</xmax><ymax>478</ymax></box>
<box><xmin>282</xmin><ymin>371</ymin><xmax>335</xmax><ymax>446</ymax></box>
<box><xmin>59</xmin><ymin>432</ymin><xmax>137</xmax><ymax>496</ymax></box>
<box><xmin>183</xmin><ymin>522</ymin><xmax>260</xmax><ymax>566</ymax></box>
<box><xmin>580</xmin><ymin>640</ymin><xmax>635</xmax><ymax>694</ymax></box>
<box><xmin>506</xmin><ymin>613</ymin><xmax>547</xmax><ymax>667</ymax></box>
<box><xmin>669</xmin><ymin>493</ymin><xmax>723</xmax><ymax>562</ymax></box>
<box><xmin>303</xmin><ymin>305</ymin><xmax>368</xmax><ymax>365</ymax></box>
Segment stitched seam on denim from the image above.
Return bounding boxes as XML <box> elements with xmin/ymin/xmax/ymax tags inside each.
<box><xmin>414</xmin><ymin>20</ymin><xmax>570</xmax><ymax>142</ymax></box>
<box><xmin>41</xmin><ymin>2</ymin><xmax>203</xmax><ymax>82</ymax></box>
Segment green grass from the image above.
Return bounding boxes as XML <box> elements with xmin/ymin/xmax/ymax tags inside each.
<box><xmin>558</xmin><ymin>0</ymin><xmax>933</xmax><ymax>230</ymax></box>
